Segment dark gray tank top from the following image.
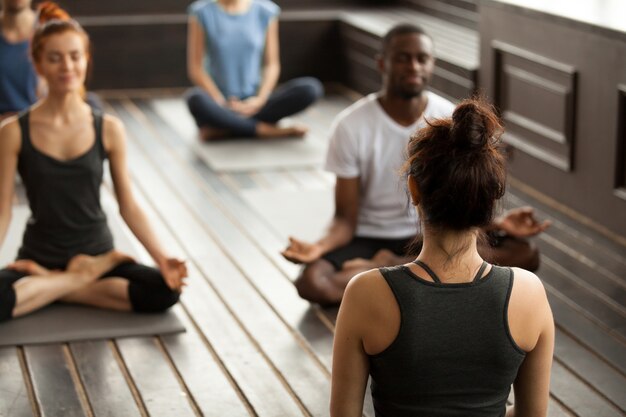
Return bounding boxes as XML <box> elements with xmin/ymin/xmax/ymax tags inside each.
<box><xmin>16</xmin><ymin>110</ymin><xmax>114</xmax><ymax>269</ymax></box>
<box><xmin>369</xmin><ymin>262</ymin><xmax>526</xmax><ymax>417</ymax></box>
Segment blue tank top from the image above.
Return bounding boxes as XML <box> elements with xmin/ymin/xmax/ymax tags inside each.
<box><xmin>370</xmin><ymin>262</ymin><xmax>526</xmax><ymax>417</ymax></box>
<box><xmin>188</xmin><ymin>0</ymin><xmax>280</xmax><ymax>99</ymax></box>
<box><xmin>0</xmin><ymin>30</ymin><xmax>37</xmax><ymax>114</ymax></box>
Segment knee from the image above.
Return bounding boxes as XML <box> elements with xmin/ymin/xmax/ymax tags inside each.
<box><xmin>129</xmin><ymin>275</ymin><xmax>180</xmax><ymax>313</ymax></box>
<box><xmin>296</xmin><ymin>77</ymin><xmax>324</xmax><ymax>104</ymax></box>
<box><xmin>294</xmin><ymin>262</ymin><xmax>338</xmax><ymax>305</ymax></box>
<box><xmin>521</xmin><ymin>240</ymin><xmax>541</xmax><ymax>272</ymax></box>
<box><xmin>185</xmin><ymin>87</ymin><xmax>201</xmax><ymax>104</ymax></box>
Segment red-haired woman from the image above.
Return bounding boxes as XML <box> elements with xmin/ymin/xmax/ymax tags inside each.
<box><xmin>331</xmin><ymin>99</ymin><xmax>554</xmax><ymax>417</ymax></box>
<box><xmin>0</xmin><ymin>2</ymin><xmax>186</xmax><ymax>322</ymax></box>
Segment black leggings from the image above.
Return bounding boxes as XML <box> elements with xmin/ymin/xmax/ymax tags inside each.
<box><xmin>0</xmin><ymin>261</ymin><xmax>179</xmax><ymax>323</ymax></box>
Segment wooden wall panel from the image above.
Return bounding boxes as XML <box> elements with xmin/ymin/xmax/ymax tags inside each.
<box><xmin>84</xmin><ymin>20</ymin><xmax>188</xmax><ymax>90</ymax></box>
<box><xmin>479</xmin><ymin>1</ymin><xmax>626</xmax><ymax>238</ymax></box>
<box><xmin>616</xmin><ymin>85</ymin><xmax>626</xmax><ymax>201</ymax></box>
<box><xmin>493</xmin><ymin>41</ymin><xmax>577</xmax><ymax>171</ymax></box>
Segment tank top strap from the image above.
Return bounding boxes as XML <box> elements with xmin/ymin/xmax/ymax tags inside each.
<box><xmin>91</xmin><ymin>107</ymin><xmax>106</xmax><ymax>159</ymax></box>
<box><xmin>413</xmin><ymin>260</ymin><xmax>489</xmax><ymax>283</ymax></box>
<box><xmin>17</xmin><ymin>110</ymin><xmax>33</xmax><ymax>152</ymax></box>
<box><xmin>472</xmin><ymin>261</ymin><xmax>489</xmax><ymax>282</ymax></box>
<box><xmin>412</xmin><ymin>259</ymin><xmax>441</xmax><ymax>283</ymax></box>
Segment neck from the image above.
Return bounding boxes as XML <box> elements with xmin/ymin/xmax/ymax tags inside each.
<box><xmin>417</xmin><ymin>224</ymin><xmax>484</xmax><ymax>282</ymax></box>
<box><xmin>378</xmin><ymin>90</ymin><xmax>428</xmax><ymax>127</ymax></box>
<box><xmin>218</xmin><ymin>0</ymin><xmax>249</xmax><ymax>12</ymax></box>
<box><xmin>38</xmin><ymin>91</ymin><xmax>88</xmax><ymax>123</ymax></box>
<box><xmin>1</xmin><ymin>7</ymin><xmax>35</xmax><ymax>39</ymax></box>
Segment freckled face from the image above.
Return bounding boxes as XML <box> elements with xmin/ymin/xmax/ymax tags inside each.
<box><xmin>380</xmin><ymin>33</ymin><xmax>435</xmax><ymax>99</ymax></box>
<box><xmin>35</xmin><ymin>31</ymin><xmax>88</xmax><ymax>94</ymax></box>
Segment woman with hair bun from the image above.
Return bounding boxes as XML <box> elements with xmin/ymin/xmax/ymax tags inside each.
<box><xmin>0</xmin><ymin>2</ymin><xmax>186</xmax><ymax>322</ymax></box>
<box><xmin>331</xmin><ymin>98</ymin><xmax>554</xmax><ymax>417</ymax></box>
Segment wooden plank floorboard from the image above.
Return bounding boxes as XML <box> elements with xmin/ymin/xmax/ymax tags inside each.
<box><xmin>554</xmin><ymin>330</ymin><xmax>626</xmax><ymax>412</ymax></box>
<box><xmin>253</xmin><ymin>170</ymin><xmax>300</xmax><ymax>190</ymax></box>
<box><xmin>108</xmin><ymin>101</ymin><xmax>331</xmax><ymax>416</ymax></box>
<box><xmin>70</xmin><ymin>341</ymin><xmax>142</xmax><ymax>417</ymax></box>
<box><xmin>506</xmin><ymin>190</ymin><xmax>626</xmax><ymax>264</ymax></box>
<box><xmin>160</xmin><ymin>313</ymin><xmax>252</xmax><ymax>417</ymax></box>
<box><xmin>550</xmin><ymin>361</ymin><xmax>623</xmax><ymax>417</ymax></box>
<box><xmin>0</xmin><ymin>347</ymin><xmax>33</xmax><ymax>417</ymax></box>
<box><xmin>24</xmin><ymin>345</ymin><xmax>87</xmax><ymax>417</ymax></box>
<box><xmin>538</xmin><ymin>255</ymin><xmax>625</xmax><ymax>337</ymax></box>
<box><xmin>546</xmin><ymin>287</ymin><xmax>626</xmax><ymax>375</ymax></box>
<box><xmin>538</xmin><ymin>241</ymin><xmax>626</xmax><ymax>320</ymax></box>
<box><xmin>114</xmin><ymin>337</ymin><xmax>197</xmax><ymax>417</ymax></box>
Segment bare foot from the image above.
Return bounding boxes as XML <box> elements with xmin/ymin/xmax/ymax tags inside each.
<box><xmin>341</xmin><ymin>249</ymin><xmax>398</xmax><ymax>270</ymax></box>
<box><xmin>199</xmin><ymin>126</ymin><xmax>231</xmax><ymax>142</ymax></box>
<box><xmin>371</xmin><ymin>249</ymin><xmax>397</xmax><ymax>266</ymax></box>
<box><xmin>256</xmin><ymin>122</ymin><xmax>308</xmax><ymax>139</ymax></box>
<box><xmin>66</xmin><ymin>250</ymin><xmax>135</xmax><ymax>282</ymax></box>
<box><xmin>7</xmin><ymin>259</ymin><xmax>52</xmax><ymax>276</ymax></box>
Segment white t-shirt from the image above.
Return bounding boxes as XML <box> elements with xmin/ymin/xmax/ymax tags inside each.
<box><xmin>325</xmin><ymin>91</ymin><xmax>455</xmax><ymax>238</ymax></box>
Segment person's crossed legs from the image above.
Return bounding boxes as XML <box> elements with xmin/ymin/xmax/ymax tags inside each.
<box><xmin>294</xmin><ymin>234</ymin><xmax>539</xmax><ymax>306</ymax></box>
<box><xmin>295</xmin><ymin>236</ymin><xmax>413</xmax><ymax>305</ymax></box>
<box><xmin>185</xmin><ymin>77</ymin><xmax>323</xmax><ymax>140</ymax></box>
<box><xmin>0</xmin><ymin>252</ymin><xmax>180</xmax><ymax>322</ymax></box>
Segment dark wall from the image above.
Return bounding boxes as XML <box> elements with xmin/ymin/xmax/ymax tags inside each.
<box><xmin>479</xmin><ymin>2</ymin><xmax>626</xmax><ymax>238</ymax></box>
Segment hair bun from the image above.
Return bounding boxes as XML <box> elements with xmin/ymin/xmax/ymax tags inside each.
<box><xmin>37</xmin><ymin>2</ymin><xmax>71</xmax><ymax>24</ymax></box>
<box><xmin>450</xmin><ymin>101</ymin><xmax>491</xmax><ymax>151</ymax></box>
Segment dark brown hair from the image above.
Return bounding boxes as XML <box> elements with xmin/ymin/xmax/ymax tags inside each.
<box><xmin>404</xmin><ymin>97</ymin><xmax>506</xmax><ymax>231</ymax></box>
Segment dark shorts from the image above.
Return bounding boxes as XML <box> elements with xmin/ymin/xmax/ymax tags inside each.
<box><xmin>0</xmin><ymin>261</ymin><xmax>179</xmax><ymax>323</ymax></box>
<box><xmin>322</xmin><ymin>236</ymin><xmax>417</xmax><ymax>270</ymax></box>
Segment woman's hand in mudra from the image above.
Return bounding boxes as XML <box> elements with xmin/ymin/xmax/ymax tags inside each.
<box><xmin>158</xmin><ymin>257</ymin><xmax>188</xmax><ymax>292</ymax></box>
<box><xmin>228</xmin><ymin>96</ymin><xmax>266</xmax><ymax>117</ymax></box>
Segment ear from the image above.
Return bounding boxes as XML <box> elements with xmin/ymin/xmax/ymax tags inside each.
<box><xmin>408</xmin><ymin>175</ymin><xmax>420</xmax><ymax>206</ymax></box>
<box><xmin>376</xmin><ymin>53</ymin><xmax>385</xmax><ymax>74</ymax></box>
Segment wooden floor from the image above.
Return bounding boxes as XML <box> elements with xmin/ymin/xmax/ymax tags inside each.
<box><xmin>0</xmin><ymin>93</ymin><xmax>624</xmax><ymax>417</ymax></box>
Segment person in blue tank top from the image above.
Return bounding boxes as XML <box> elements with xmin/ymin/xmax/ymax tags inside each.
<box><xmin>0</xmin><ymin>0</ymin><xmax>102</xmax><ymax>122</ymax></box>
<box><xmin>330</xmin><ymin>98</ymin><xmax>555</xmax><ymax>416</ymax></box>
<box><xmin>0</xmin><ymin>3</ymin><xmax>186</xmax><ymax>322</ymax></box>
<box><xmin>0</xmin><ymin>0</ymin><xmax>38</xmax><ymax>120</ymax></box>
<box><xmin>185</xmin><ymin>0</ymin><xmax>324</xmax><ymax>140</ymax></box>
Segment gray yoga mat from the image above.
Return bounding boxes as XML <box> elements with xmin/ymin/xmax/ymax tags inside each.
<box><xmin>241</xmin><ymin>187</ymin><xmax>334</xmax><ymax>242</ymax></box>
<box><xmin>0</xmin><ymin>305</ymin><xmax>185</xmax><ymax>346</ymax></box>
<box><xmin>151</xmin><ymin>96</ymin><xmax>351</xmax><ymax>172</ymax></box>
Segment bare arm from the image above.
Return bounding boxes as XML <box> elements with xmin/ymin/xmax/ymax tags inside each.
<box><xmin>282</xmin><ymin>177</ymin><xmax>359</xmax><ymax>263</ymax></box>
<box><xmin>187</xmin><ymin>15</ymin><xmax>226</xmax><ymax>105</ymax></box>
<box><xmin>0</xmin><ymin>119</ymin><xmax>20</xmax><ymax>250</ymax></box>
<box><xmin>104</xmin><ymin>115</ymin><xmax>187</xmax><ymax>290</ymax></box>
<box><xmin>507</xmin><ymin>270</ymin><xmax>554</xmax><ymax>417</ymax></box>
<box><xmin>331</xmin><ymin>273</ymin><xmax>372</xmax><ymax>417</ymax></box>
<box><xmin>256</xmin><ymin>19</ymin><xmax>280</xmax><ymax>102</ymax></box>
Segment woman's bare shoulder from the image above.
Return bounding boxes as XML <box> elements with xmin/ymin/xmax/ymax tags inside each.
<box><xmin>0</xmin><ymin>116</ymin><xmax>22</xmax><ymax>153</ymax></box>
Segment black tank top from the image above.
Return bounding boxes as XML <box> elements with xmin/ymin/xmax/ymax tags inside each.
<box><xmin>16</xmin><ymin>110</ymin><xmax>114</xmax><ymax>269</ymax></box>
<box><xmin>369</xmin><ymin>262</ymin><xmax>526</xmax><ymax>417</ymax></box>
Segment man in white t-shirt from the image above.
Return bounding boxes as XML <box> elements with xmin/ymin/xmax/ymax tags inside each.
<box><xmin>282</xmin><ymin>24</ymin><xmax>549</xmax><ymax>305</ymax></box>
